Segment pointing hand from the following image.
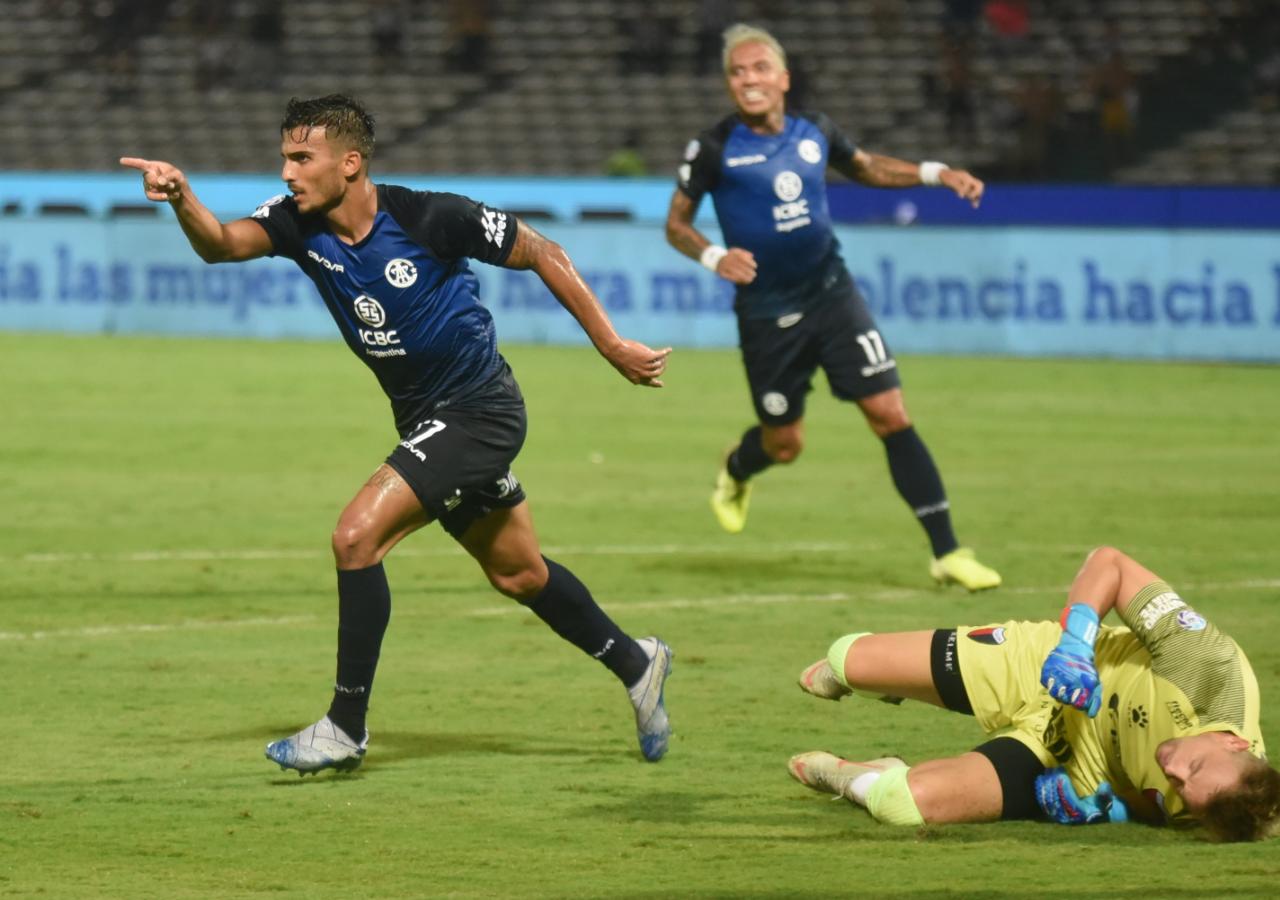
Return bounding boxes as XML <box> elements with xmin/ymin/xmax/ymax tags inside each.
<box><xmin>120</xmin><ymin>157</ymin><xmax>188</xmax><ymax>202</ymax></box>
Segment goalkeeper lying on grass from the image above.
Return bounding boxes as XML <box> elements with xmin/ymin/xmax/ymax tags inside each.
<box><xmin>789</xmin><ymin>547</ymin><xmax>1279</xmax><ymax>841</ymax></box>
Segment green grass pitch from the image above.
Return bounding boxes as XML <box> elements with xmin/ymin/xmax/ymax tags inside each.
<box><xmin>2</xmin><ymin>332</ymin><xmax>1277</xmax><ymax>898</ymax></box>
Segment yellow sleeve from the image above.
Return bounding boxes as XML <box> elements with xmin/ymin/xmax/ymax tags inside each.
<box><xmin>1119</xmin><ymin>582</ymin><xmax>1254</xmax><ymax>738</ymax></box>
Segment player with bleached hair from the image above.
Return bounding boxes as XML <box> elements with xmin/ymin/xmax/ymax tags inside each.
<box><xmin>789</xmin><ymin>547</ymin><xmax>1279</xmax><ymax>841</ymax></box>
<box><xmin>666</xmin><ymin>23</ymin><xmax>999</xmax><ymax>590</ymax></box>
<box><xmin>122</xmin><ymin>94</ymin><xmax>675</xmax><ymax>773</ymax></box>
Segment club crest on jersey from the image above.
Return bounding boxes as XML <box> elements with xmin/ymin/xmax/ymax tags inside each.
<box><xmin>761</xmin><ymin>392</ymin><xmax>789</xmax><ymax>416</ymax></box>
<box><xmin>385</xmin><ymin>258</ymin><xmax>417</xmax><ymax>288</ymax></box>
<box><xmin>353</xmin><ymin>294</ymin><xmax>387</xmax><ymax>327</ymax></box>
<box><xmin>798</xmin><ymin>139</ymin><xmax>822</xmax><ymax>164</ymax></box>
<box><xmin>966</xmin><ymin>626</ymin><xmax>1006</xmax><ymax>645</ymax></box>
<box><xmin>1176</xmin><ymin>609</ymin><xmax>1207</xmax><ymax>632</ymax></box>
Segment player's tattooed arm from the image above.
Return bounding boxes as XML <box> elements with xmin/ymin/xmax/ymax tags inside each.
<box><xmin>664</xmin><ymin>191</ymin><xmax>709</xmax><ymax>259</ymax></box>
<box><xmin>664</xmin><ymin>189</ymin><xmax>757</xmax><ymax>284</ymax></box>
<box><xmin>850</xmin><ymin>149</ymin><xmax>985</xmax><ymax>207</ymax></box>
<box><xmin>503</xmin><ymin>218</ymin><xmax>672</xmax><ymax>387</ymax></box>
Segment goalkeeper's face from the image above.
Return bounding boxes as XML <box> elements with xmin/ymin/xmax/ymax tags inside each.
<box><xmin>1156</xmin><ymin>731</ymin><xmax>1254</xmax><ymax>813</ymax></box>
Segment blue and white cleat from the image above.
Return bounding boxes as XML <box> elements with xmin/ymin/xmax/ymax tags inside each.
<box><xmin>265</xmin><ymin>715</ymin><xmax>368</xmax><ymax>775</ymax></box>
<box><xmin>628</xmin><ymin>637</ymin><xmax>673</xmax><ymax>762</ymax></box>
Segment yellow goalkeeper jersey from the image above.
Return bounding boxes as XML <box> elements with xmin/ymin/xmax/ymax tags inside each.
<box><xmin>1062</xmin><ymin>581</ymin><xmax>1265</xmax><ymax>824</ymax></box>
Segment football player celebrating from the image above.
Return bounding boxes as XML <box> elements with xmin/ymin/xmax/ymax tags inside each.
<box><xmin>666</xmin><ymin>24</ymin><xmax>998</xmax><ymax>591</ymax></box>
<box><xmin>122</xmin><ymin>94</ymin><xmax>674</xmax><ymax>774</ymax></box>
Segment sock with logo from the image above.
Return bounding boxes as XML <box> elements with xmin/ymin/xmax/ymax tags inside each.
<box><xmin>727</xmin><ymin>425</ymin><xmax>773</xmax><ymax>482</ymax></box>
<box><xmin>523</xmin><ymin>557</ymin><xmax>649</xmax><ymax>687</ymax></box>
<box><xmin>326</xmin><ymin>563</ymin><xmax>392</xmax><ymax>741</ymax></box>
<box><xmin>882</xmin><ymin>427</ymin><xmax>959</xmax><ymax>558</ymax></box>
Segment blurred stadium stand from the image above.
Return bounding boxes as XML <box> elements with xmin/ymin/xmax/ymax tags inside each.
<box><xmin>0</xmin><ymin>0</ymin><xmax>1275</xmax><ymax>183</ymax></box>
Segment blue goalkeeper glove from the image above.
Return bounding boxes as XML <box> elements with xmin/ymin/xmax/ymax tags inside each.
<box><xmin>1040</xmin><ymin>603</ymin><xmax>1101</xmax><ymax>717</ymax></box>
<box><xmin>1035</xmin><ymin>768</ymin><xmax>1129</xmax><ymax>824</ymax></box>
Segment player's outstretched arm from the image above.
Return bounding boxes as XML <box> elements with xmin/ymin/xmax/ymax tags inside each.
<box><xmin>503</xmin><ymin>219</ymin><xmax>671</xmax><ymax>387</ymax></box>
<box><xmin>119</xmin><ymin>157</ymin><xmax>272</xmax><ymax>263</ymax></box>
<box><xmin>847</xmin><ymin>149</ymin><xmax>984</xmax><ymax>208</ymax></box>
<box><xmin>664</xmin><ymin>189</ymin><xmax>757</xmax><ymax>284</ymax></box>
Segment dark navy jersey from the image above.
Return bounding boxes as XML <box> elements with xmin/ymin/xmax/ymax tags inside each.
<box><xmin>249</xmin><ymin>184</ymin><xmax>519</xmax><ymax>435</ymax></box>
<box><xmin>677</xmin><ymin>111</ymin><xmax>859</xmax><ymax>318</ymax></box>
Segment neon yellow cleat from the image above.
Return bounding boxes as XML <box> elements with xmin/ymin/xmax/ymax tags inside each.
<box><xmin>710</xmin><ymin>464</ymin><xmax>752</xmax><ymax>534</ymax></box>
<box><xmin>930</xmin><ymin>547</ymin><xmax>1002</xmax><ymax>592</ymax></box>
<box><xmin>787</xmin><ymin>751</ymin><xmax>907</xmax><ymax>798</ymax></box>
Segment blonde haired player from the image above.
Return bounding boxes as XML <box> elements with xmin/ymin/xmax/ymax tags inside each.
<box><xmin>789</xmin><ymin>547</ymin><xmax>1279</xmax><ymax>841</ymax></box>
<box><xmin>666</xmin><ymin>24</ymin><xmax>998</xmax><ymax>590</ymax></box>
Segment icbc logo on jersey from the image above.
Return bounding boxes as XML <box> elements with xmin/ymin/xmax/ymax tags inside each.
<box><xmin>352</xmin><ymin>294</ymin><xmax>405</xmax><ymax>356</ymax></box>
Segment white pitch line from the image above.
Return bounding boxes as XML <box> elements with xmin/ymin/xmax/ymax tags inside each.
<box><xmin>0</xmin><ymin>614</ymin><xmax>317</xmax><ymax>642</ymax></box>
<box><xmin>11</xmin><ymin>540</ymin><xmax>871</xmax><ymax>565</ymax></box>
<box><xmin>5</xmin><ymin>578</ymin><xmax>1276</xmax><ymax>642</ymax></box>
<box><xmin>13</xmin><ymin>541</ymin><xmax>1279</xmax><ymax>567</ymax></box>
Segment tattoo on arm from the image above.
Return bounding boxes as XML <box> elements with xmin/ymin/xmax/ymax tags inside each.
<box><xmin>854</xmin><ymin>152</ymin><xmax>923</xmax><ymax>188</ymax></box>
<box><xmin>665</xmin><ymin>192</ymin><xmax>708</xmax><ymax>259</ymax></box>
<box><xmin>502</xmin><ymin>218</ymin><xmax>550</xmax><ymax>270</ymax></box>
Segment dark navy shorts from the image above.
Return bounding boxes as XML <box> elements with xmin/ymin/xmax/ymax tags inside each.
<box><xmin>386</xmin><ymin>368</ymin><xmax>528</xmax><ymax>540</ymax></box>
<box><xmin>737</xmin><ymin>271</ymin><xmax>901</xmax><ymax>425</ymax></box>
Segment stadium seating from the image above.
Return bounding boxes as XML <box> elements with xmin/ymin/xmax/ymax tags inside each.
<box><xmin>0</xmin><ymin>0</ymin><xmax>1273</xmax><ymax>183</ymax></box>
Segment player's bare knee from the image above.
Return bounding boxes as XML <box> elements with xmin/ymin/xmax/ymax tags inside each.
<box><xmin>487</xmin><ymin>565</ymin><xmax>548</xmax><ymax>601</ymax></box>
<box><xmin>332</xmin><ymin>520</ymin><xmax>378</xmax><ymax>568</ymax></box>
<box><xmin>764</xmin><ymin>433</ymin><xmax>803</xmax><ymax>463</ymax></box>
<box><xmin>868</xmin><ymin>413</ymin><xmax>912</xmax><ymax>439</ymax></box>
<box><xmin>1082</xmin><ymin>545</ymin><xmax>1128</xmax><ymax>576</ymax></box>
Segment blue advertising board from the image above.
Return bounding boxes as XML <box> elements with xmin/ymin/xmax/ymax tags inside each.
<box><xmin>1</xmin><ymin>218</ymin><xmax>1277</xmax><ymax>362</ymax></box>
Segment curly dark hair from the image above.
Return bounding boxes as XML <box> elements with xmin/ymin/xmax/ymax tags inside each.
<box><xmin>280</xmin><ymin>94</ymin><xmax>375</xmax><ymax>161</ymax></box>
<box><xmin>1200</xmin><ymin>756</ymin><xmax>1280</xmax><ymax>842</ymax></box>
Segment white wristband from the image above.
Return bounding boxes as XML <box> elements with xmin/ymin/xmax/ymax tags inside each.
<box><xmin>699</xmin><ymin>244</ymin><xmax>728</xmax><ymax>273</ymax></box>
<box><xmin>919</xmin><ymin>161</ymin><xmax>948</xmax><ymax>187</ymax></box>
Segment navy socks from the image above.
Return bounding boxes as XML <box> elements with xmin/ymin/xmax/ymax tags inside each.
<box><xmin>882</xmin><ymin>426</ymin><xmax>959</xmax><ymax>558</ymax></box>
<box><xmin>727</xmin><ymin>425</ymin><xmax>773</xmax><ymax>481</ymax></box>
<box><xmin>326</xmin><ymin>563</ymin><xmax>391</xmax><ymax>740</ymax></box>
<box><xmin>524</xmin><ymin>557</ymin><xmax>649</xmax><ymax>687</ymax></box>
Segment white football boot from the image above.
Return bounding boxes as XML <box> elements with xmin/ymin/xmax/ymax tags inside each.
<box><xmin>787</xmin><ymin>751</ymin><xmax>907</xmax><ymax>799</ymax></box>
<box><xmin>628</xmin><ymin>637</ymin><xmax>674</xmax><ymax>762</ymax></box>
<box><xmin>265</xmin><ymin>715</ymin><xmax>368</xmax><ymax>775</ymax></box>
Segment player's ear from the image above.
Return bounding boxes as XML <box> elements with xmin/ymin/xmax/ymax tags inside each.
<box><xmin>780</xmin><ymin>68</ymin><xmax>791</xmax><ymax>93</ymax></box>
<box><xmin>342</xmin><ymin>149</ymin><xmax>364</xmax><ymax>178</ymax></box>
